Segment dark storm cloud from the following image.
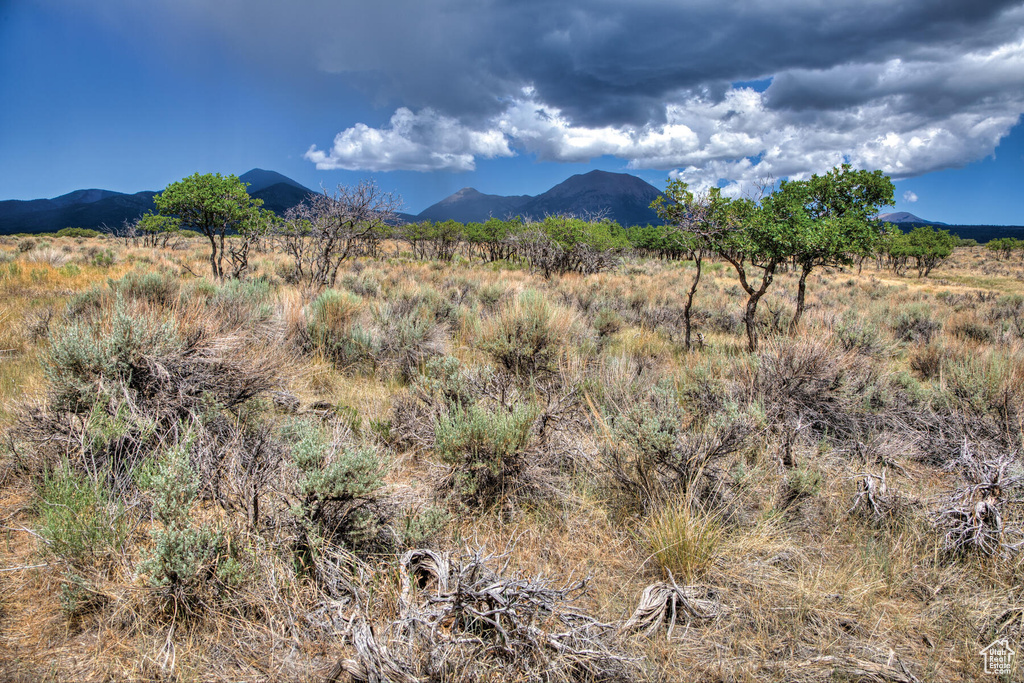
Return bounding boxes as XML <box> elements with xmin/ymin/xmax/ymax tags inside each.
<box><xmin>58</xmin><ymin>0</ymin><xmax>1024</xmax><ymax>184</ymax></box>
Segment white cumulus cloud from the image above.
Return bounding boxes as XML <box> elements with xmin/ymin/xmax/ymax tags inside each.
<box><xmin>305</xmin><ymin>107</ymin><xmax>513</xmax><ymax>172</ymax></box>
<box><xmin>903</xmin><ymin>190</ymin><xmax>919</xmax><ymax>202</ymax></box>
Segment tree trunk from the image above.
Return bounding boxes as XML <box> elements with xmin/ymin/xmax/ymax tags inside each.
<box><xmin>683</xmin><ymin>254</ymin><xmax>703</xmax><ymax>351</ymax></box>
<box><xmin>790</xmin><ymin>262</ymin><xmax>813</xmax><ymax>333</ymax></box>
<box><xmin>207</xmin><ymin>233</ymin><xmax>221</xmax><ymax>280</ymax></box>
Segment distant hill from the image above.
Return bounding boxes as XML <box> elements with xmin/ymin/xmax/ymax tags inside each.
<box><xmin>417</xmin><ymin>188</ymin><xmax>532</xmax><ymax>223</ymax></box>
<box><xmin>239</xmin><ymin>169</ymin><xmax>311</xmax><ymax>194</ymax></box>
<box><xmin>878</xmin><ymin>211</ymin><xmax>948</xmax><ymax>225</ymax></box>
<box><xmin>0</xmin><ymin>170</ymin><xmax>314</xmax><ymax>234</ymax></box>
<box><xmin>415</xmin><ymin>170</ymin><xmax>665</xmax><ymax>226</ymax></box>
<box><xmin>893</xmin><ymin>223</ymin><xmax>1024</xmax><ymax>243</ymax></box>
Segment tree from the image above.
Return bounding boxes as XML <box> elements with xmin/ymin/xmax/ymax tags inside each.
<box><xmin>153</xmin><ymin>173</ymin><xmax>263</xmax><ymax>280</ymax></box>
<box><xmin>904</xmin><ymin>225</ymin><xmax>958</xmax><ymax>277</ymax></box>
<box><xmin>788</xmin><ymin>165</ymin><xmax>894</xmax><ymax>330</ymax></box>
<box><xmin>276</xmin><ymin>180</ymin><xmax>400</xmax><ymax>290</ymax></box>
<box><xmin>652</xmin><ymin>181</ymin><xmax>734</xmax><ymax>350</ymax></box>
<box><xmin>135</xmin><ymin>212</ymin><xmax>181</xmax><ymax>248</ymax></box>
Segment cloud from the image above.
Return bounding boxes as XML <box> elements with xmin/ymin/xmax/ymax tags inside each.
<box><xmin>903</xmin><ymin>190</ymin><xmax>919</xmax><ymax>203</ymax></box>
<box><xmin>58</xmin><ymin>0</ymin><xmax>1024</xmax><ymax>186</ymax></box>
<box><xmin>304</xmin><ymin>108</ymin><xmax>513</xmax><ymax>172</ymax></box>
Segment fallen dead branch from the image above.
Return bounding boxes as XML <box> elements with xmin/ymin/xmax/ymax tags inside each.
<box><xmin>324</xmin><ymin>547</ymin><xmax>638</xmax><ymax>682</ymax></box>
<box><xmin>935</xmin><ymin>440</ymin><xmax>1024</xmax><ymax>557</ymax></box>
<box><xmin>620</xmin><ymin>571</ymin><xmax>725</xmax><ymax>639</ymax></box>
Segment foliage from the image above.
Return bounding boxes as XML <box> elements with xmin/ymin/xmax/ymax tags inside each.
<box><xmin>283</xmin><ymin>419</ymin><xmax>389</xmax><ymax>550</ymax></box>
<box><xmin>35</xmin><ymin>460</ymin><xmax>128</xmax><ymax>569</ymax></box>
<box><xmin>479</xmin><ymin>289</ymin><xmax>575</xmax><ymax>377</ymax></box>
<box><xmin>433</xmin><ymin>402</ymin><xmax>538</xmax><ymax>507</ymax></box>
<box><xmin>136</xmin><ymin>439</ymin><xmax>236</xmax><ymax>606</ymax></box>
<box><xmin>154</xmin><ymin>172</ymin><xmax>264</xmax><ymax>279</ymax></box>
<box><xmin>55</xmin><ymin>227</ymin><xmax>101</xmax><ymax>238</ymax></box>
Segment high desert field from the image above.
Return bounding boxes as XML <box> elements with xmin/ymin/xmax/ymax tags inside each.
<box><xmin>0</xmin><ymin>234</ymin><xmax>1022</xmax><ymax>682</ymax></box>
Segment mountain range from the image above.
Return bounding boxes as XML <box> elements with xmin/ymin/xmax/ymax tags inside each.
<box><xmin>417</xmin><ymin>170</ymin><xmax>665</xmax><ymax>226</ymax></box>
<box><xmin>3</xmin><ymin>170</ymin><xmax>1021</xmax><ymax>242</ymax></box>
<box><xmin>0</xmin><ymin>169</ymin><xmax>317</xmax><ymax>235</ymax></box>
<box><xmin>0</xmin><ymin>169</ymin><xmax>665</xmax><ymax>234</ymax></box>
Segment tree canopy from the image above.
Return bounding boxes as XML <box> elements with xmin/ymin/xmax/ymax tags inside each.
<box><xmin>154</xmin><ymin>173</ymin><xmax>263</xmax><ymax>279</ymax></box>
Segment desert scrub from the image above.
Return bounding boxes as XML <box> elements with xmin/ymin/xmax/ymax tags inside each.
<box><xmin>136</xmin><ymin>439</ymin><xmax>240</xmax><ymax>611</ymax></box>
<box><xmin>641</xmin><ymin>501</ymin><xmax>722</xmax><ymax>582</ymax></box>
<box><xmin>284</xmin><ymin>418</ymin><xmax>389</xmax><ymax>551</ymax></box>
<box><xmin>479</xmin><ymin>289</ymin><xmax>583</xmax><ymax>378</ymax></box>
<box><xmin>112</xmin><ymin>270</ymin><xmax>180</xmax><ymax>307</ymax></box>
<box><xmin>433</xmin><ymin>401</ymin><xmax>539</xmax><ymax>507</ymax></box>
<box><xmin>35</xmin><ymin>458</ymin><xmax>129</xmax><ymax>570</ymax></box>
<box><xmin>304</xmin><ymin>289</ymin><xmax>377</xmax><ymax>372</ymax></box>
<box><xmin>44</xmin><ymin>295</ymin><xmax>181</xmax><ymax>413</ymax></box>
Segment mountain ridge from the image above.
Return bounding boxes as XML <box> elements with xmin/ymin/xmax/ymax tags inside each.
<box><xmin>415</xmin><ymin>170</ymin><xmax>665</xmax><ymax>226</ymax></box>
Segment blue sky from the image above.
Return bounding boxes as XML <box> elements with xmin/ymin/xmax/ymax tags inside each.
<box><xmin>2</xmin><ymin>1</ymin><xmax>1023</xmax><ymax>224</ymax></box>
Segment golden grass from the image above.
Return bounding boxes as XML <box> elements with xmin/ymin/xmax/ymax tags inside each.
<box><xmin>0</xmin><ymin>238</ymin><xmax>1022</xmax><ymax>680</ymax></box>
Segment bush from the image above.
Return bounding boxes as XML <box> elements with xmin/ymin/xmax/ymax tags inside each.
<box><xmin>136</xmin><ymin>440</ymin><xmax>238</xmax><ymax>609</ymax></box>
<box><xmin>44</xmin><ymin>296</ymin><xmax>182</xmax><ymax>413</ymax></box>
<box><xmin>433</xmin><ymin>402</ymin><xmax>538</xmax><ymax>507</ymax></box>
<box><xmin>305</xmin><ymin>289</ymin><xmax>376</xmax><ymax>371</ymax></box>
<box><xmin>56</xmin><ymin>228</ymin><xmax>101</xmax><ymax>238</ymax></box>
<box><xmin>113</xmin><ymin>271</ymin><xmax>180</xmax><ymax>307</ymax></box>
<box><xmin>35</xmin><ymin>460</ymin><xmax>128</xmax><ymax>570</ymax></box>
<box><xmin>641</xmin><ymin>501</ymin><xmax>721</xmax><ymax>582</ymax></box>
<box><xmin>479</xmin><ymin>290</ymin><xmax>577</xmax><ymax>378</ymax></box>
<box><xmin>284</xmin><ymin>419</ymin><xmax>389</xmax><ymax>550</ymax></box>
<box><xmin>893</xmin><ymin>304</ymin><xmax>941</xmax><ymax>343</ymax></box>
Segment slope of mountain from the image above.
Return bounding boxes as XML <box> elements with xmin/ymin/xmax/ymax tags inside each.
<box><xmin>239</xmin><ymin>169</ymin><xmax>311</xmax><ymax>194</ymax></box>
<box><xmin>524</xmin><ymin>170</ymin><xmax>663</xmax><ymax>226</ymax></box>
<box><xmin>0</xmin><ymin>170</ymin><xmax>314</xmax><ymax>234</ymax></box>
<box><xmin>250</xmin><ymin>182</ymin><xmax>316</xmax><ymax>215</ymax></box>
<box><xmin>417</xmin><ymin>188</ymin><xmax>532</xmax><ymax>223</ymax></box>
<box><xmin>879</xmin><ymin>211</ymin><xmax>948</xmax><ymax>225</ymax></box>
<box><xmin>416</xmin><ymin>170</ymin><xmax>665</xmax><ymax>226</ymax></box>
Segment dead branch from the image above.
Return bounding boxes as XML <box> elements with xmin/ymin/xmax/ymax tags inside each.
<box><xmin>620</xmin><ymin>572</ymin><xmax>725</xmax><ymax>639</ymax></box>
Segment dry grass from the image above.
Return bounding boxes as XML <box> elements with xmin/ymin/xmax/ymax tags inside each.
<box><xmin>0</xmin><ymin>238</ymin><xmax>1022</xmax><ymax>681</ymax></box>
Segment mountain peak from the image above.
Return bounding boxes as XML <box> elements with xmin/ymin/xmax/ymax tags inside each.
<box><xmin>417</xmin><ymin>171</ymin><xmax>664</xmax><ymax>226</ymax></box>
<box><xmin>878</xmin><ymin>211</ymin><xmax>947</xmax><ymax>226</ymax></box>
<box><xmin>239</xmin><ymin>169</ymin><xmax>311</xmax><ymax>194</ymax></box>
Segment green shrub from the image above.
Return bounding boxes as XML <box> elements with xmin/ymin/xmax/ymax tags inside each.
<box><xmin>56</xmin><ymin>227</ymin><xmax>100</xmax><ymax>238</ymax></box>
<box><xmin>44</xmin><ymin>297</ymin><xmax>181</xmax><ymax>413</ymax></box>
<box><xmin>786</xmin><ymin>465</ymin><xmax>823</xmax><ymax>499</ymax></box>
<box><xmin>35</xmin><ymin>459</ymin><xmax>128</xmax><ymax>569</ymax></box>
<box><xmin>479</xmin><ymin>290</ymin><xmax>571</xmax><ymax>377</ymax></box>
<box><xmin>112</xmin><ymin>271</ymin><xmax>180</xmax><ymax>307</ymax></box>
<box><xmin>284</xmin><ymin>419</ymin><xmax>389</xmax><ymax>550</ymax></box>
<box><xmin>306</xmin><ymin>290</ymin><xmax>377</xmax><ymax>371</ymax></box>
<box><xmin>433</xmin><ymin>402</ymin><xmax>538</xmax><ymax>507</ymax></box>
<box><xmin>414</xmin><ymin>355</ymin><xmax>474</xmax><ymax>407</ymax></box>
<box><xmin>136</xmin><ymin>440</ymin><xmax>237</xmax><ymax>606</ymax></box>
<box><xmin>892</xmin><ymin>304</ymin><xmax>941</xmax><ymax>343</ymax></box>
<box><xmin>91</xmin><ymin>248</ymin><xmax>116</xmax><ymax>268</ymax></box>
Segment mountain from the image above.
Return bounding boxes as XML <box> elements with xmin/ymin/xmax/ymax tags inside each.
<box><xmin>239</xmin><ymin>169</ymin><xmax>311</xmax><ymax>194</ymax></box>
<box><xmin>0</xmin><ymin>191</ymin><xmax>157</xmax><ymax>235</ymax></box>
<box><xmin>416</xmin><ymin>170</ymin><xmax>665</xmax><ymax>226</ymax></box>
<box><xmin>250</xmin><ymin>182</ymin><xmax>316</xmax><ymax>215</ymax></box>
<box><xmin>417</xmin><ymin>188</ymin><xmax>532</xmax><ymax>223</ymax></box>
<box><xmin>0</xmin><ymin>170</ymin><xmax>314</xmax><ymax>234</ymax></box>
<box><xmin>879</xmin><ymin>211</ymin><xmax>947</xmax><ymax>225</ymax></box>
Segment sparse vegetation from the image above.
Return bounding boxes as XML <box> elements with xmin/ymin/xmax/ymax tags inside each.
<box><xmin>1</xmin><ymin>173</ymin><xmax>1023</xmax><ymax>682</ymax></box>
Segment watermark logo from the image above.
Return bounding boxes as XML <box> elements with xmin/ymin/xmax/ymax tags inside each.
<box><xmin>981</xmin><ymin>637</ymin><xmax>1015</xmax><ymax>676</ymax></box>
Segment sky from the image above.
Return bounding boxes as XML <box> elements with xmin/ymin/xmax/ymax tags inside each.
<box><xmin>1</xmin><ymin>0</ymin><xmax>1023</xmax><ymax>225</ymax></box>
